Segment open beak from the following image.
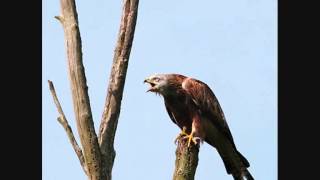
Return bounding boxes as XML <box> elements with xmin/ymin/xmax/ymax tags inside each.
<box><xmin>144</xmin><ymin>78</ymin><xmax>156</xmax><ymax>92</ymax></box>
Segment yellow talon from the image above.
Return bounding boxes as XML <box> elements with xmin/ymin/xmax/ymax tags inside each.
<box><xmin>186</xmin><ymin>133</ymin><xmax>198</xmax><ymax>147</ymax></box>
<box><xmin>174</xmin><ymin>127</ymin><xmax>188</xmax><ymax>144</ymax></box>
<box><xmin>175</xmin><ymin>127</ymin><xmax>200</xmax><ymax>146</ymax></box>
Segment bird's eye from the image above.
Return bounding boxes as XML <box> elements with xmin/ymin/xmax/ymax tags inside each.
<box><xmin>153</xmin><ymin>77</ymin><xmax>160</xmax><ymax>82</ymax></box>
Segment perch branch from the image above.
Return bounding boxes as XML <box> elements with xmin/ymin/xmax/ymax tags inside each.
<box><xmin>173</xmin><ymin>138</ymin><xmax>199</xmax><ymax>180</ymax></box>
<box><xmin>48</xmin><ymin>80</ymin><xmax>88</xmax><ymax>175</ymax></box>
<box><xmin>98</xmin><ymin>0</ymin><xmax>139</xmax><ymax>179</ymax></box>
<box><xmin>56</xmin><ymin>0</ymin><xmax>102</xmax><ymax>179</ymax></box>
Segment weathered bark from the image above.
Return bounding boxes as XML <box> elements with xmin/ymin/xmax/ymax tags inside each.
<box><xmin>98</xmin><ymin>0</ymin><xmax>139</xmax><ymax>179</ymax></box>
<box><xmin>55</xmin><ymin>0</ymin><xmax>102</xmax><ymax>179</ymax></box>
<box><xmin>48</xmin><ymin>80</ymin><xmax>88</xmax><ymax>175</ymax></box>
<box><xmin>173</xmin><ymin>139</ymin><xmax>199</xmax><ymax>180</ymax></box>
<box><xmin>49</xmin><ymin>0</ymin><xmax>139</xmax><ymax>179</ymax></box>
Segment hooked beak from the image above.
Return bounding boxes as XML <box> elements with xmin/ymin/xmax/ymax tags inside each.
<box><xmin>144</xmin><ymin>78</ymin><xmax>156</xmax><ymax>92</ymax></box>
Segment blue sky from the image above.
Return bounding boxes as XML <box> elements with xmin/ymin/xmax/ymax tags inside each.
<box><xmin>42</xmin><ymin>0</ymin><xmax>277</xmax><ymax>179</ymax></box>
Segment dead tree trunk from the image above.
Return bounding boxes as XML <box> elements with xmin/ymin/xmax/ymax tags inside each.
<box><xmin>98</xmin><ymin>0</ymin><xmax>139</xmax><ymax>179</ymax></box>
<box><xmin>173</xmin><ymin>139</ymin><xmax>199</xmax><ymax>180</ymax></box>
<box><xmin>48</xmin><ymin>0</ymin><xmax>139</xmax><ymax>179</ymax></box>
<box><xmin>54</xmin><ymin>0</ymin><xmax>102</xmax><ymax>179</ymax></box>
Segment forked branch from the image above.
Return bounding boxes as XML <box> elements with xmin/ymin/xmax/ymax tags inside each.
<box><xmin>51</xmin><ymin>0</ymin><xmax>139</xmax><ymax>179</ymax></box>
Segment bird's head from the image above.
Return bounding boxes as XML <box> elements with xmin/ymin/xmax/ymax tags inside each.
<box><xmin>144</xmin><ymin>74</ymin><xmax>169</xmax><ymax>94</ymax></box>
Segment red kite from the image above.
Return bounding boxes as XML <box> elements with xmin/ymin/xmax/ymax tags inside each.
<box><xmin>144</xmin><ymin>73</ymin><xmax>253</xmax><ymax>180</ymax></box>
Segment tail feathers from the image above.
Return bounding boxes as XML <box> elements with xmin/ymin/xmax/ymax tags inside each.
<box><xmin>237</xmin><ymin>150</ymin><xmax>250</xmax><ymax>167</ymax></box>
<box><xmin>232</xmin><ymin>169</ymin><xmax>254</xmax><ymax>180</ymax></box>
<box><xmin>243</xmin><ymin>169</ymin><xmax>254</xmax><ymax>180</ymax></box>
<box><xmin>237</xmin><ymin>151</ymin><xmax>254</xmax><ymax>180</ymax></box>
<box><xmin>219</xmin><ymin>150</ymin><xmax>250</xmax><ymax>174</ymax></box>
<box><xmin>219</xmin><ymin>150</ymin><xmax>253</xmax><ymax>180</ymax></box>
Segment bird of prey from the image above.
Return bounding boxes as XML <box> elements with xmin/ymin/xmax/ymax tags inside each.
<box><xmin>144</xmin><ymin>73</ymin><xmax>253</xmax><ymax>180</ymax></box>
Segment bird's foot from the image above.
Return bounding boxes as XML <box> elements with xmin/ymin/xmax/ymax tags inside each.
<box><xmin>174</xmin><ymin>127</ymin><xmax>189</xmax><ymax>144</ymax></box>
<box><xmin>183</xmin><ymin>133</ymin><xmax>202</xmax><ymax>147</ymax></box>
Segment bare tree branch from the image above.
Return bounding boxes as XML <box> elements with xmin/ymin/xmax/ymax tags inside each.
<box><xmin>98</xmin><ymin>0</ymin><xmax>139</xmax><ymax>179</ymax></box>
<box><xmin>56</xmin><ymin>0</ymin><xmax>102</xmax><ymax>179</ymax></box>
<box><xmin>48</xmin><ymin>80</ymin><xmax>88</xmax><ymax>175</ymax></box>
<box><xmin>173</xmin><ymin>139</ymin><xmax>199</xmax><ymax>180</ymax></box>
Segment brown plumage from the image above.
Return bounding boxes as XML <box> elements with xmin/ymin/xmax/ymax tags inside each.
<box><xmin>144</xmin><ymin>73</ymin><xmax>253</xmax><ymax>180</ymax></box>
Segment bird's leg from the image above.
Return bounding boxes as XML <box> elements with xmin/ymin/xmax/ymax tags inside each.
<box><xmin>183</xmin><ymin>116</ymin><xmax>204</xmax><ymax>147</ymax></box>
<box><xmin>174</xmin><ymin>126</ymin><xmax>189</xmax><ymax>144</ymax></box>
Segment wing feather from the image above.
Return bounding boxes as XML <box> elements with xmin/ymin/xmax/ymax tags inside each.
<box><xmin>181</xmin><ymin>78</ymin><xmax>237</xmax><ymax>147</ymax></box>
<box><xmin>164</xmin><ymin>101</ymin><xmax>178</xmax><ymax>125</ymax></box>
